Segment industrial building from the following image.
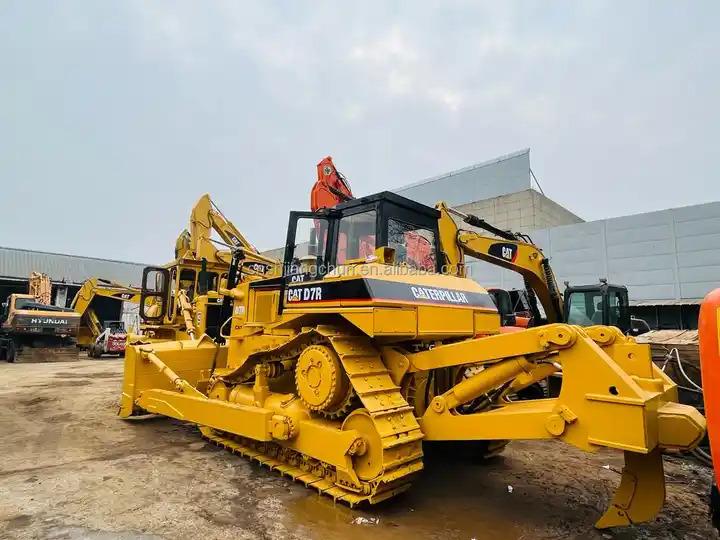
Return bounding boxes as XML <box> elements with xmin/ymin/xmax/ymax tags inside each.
<box><xmin>0</xmin><ymin>246</ymin><xmax>145</xmax><ymax>308</ymax></box>
<box><xmin>0</xmin><ymin>246</ymin><xmax>146</xmax><ymax>331</ymax></box>
<box><xmin>395</xmin><ymin>148</ymin><xmax>718</xmax><ymax>328</ymax></box>
<box><xmin>394</xmin><ymin>149</ymin><xmax>583</xmax><ymax>231</ymax></box>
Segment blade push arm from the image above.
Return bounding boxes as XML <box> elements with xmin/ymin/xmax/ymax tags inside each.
<box><xmin>405</xmin><ymin>324</ymin><xmax>705</xmax><ymax>528</ymax></box>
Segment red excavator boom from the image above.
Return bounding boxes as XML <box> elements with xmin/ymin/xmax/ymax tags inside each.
<box><xmin>310</xmin><ymin>156</ymin><xmax>434</xmax><ymax>270</ymax></box>
<box><xmin>311</xmin><ymin>156</ymin><xmax>354</xmax><ymax>211</ymax></box>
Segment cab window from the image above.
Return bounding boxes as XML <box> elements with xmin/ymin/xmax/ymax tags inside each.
<box><xmin>388</xmin><ymin>219</ymin><xmax>436</xmax><ymax>271</ymax></box>
<box><xmin>179</xmin><ymin>269</ymin><xmax>196</xmax><ymax>300</ymax></box>
<box><xmin>607</xmin><ymin>290</ymin><xmax>627</xmax><ymax>327</ymax></box>
<box><xmin>14</xmin><ymin>298</ymin><xmax>35</xmax><ymax>310</ymax></box>
<box><xmin>566</xmin><ymin>291</ymin><xmax>603</xmax><ymax>326</ymax></box>
<box><xmin>205</xmin><ymin>272</ymin><xmax>219</xmax><ymax>292</ymax></box>
<box><xmin>286</xmin><ymin>217</ymin><xmax>329</xmax><ymax>281</ymax></box>
<box><xmin>337</xmin><ymin>210</ymin><xmax>376</xmax><ymax>264</ymax></box>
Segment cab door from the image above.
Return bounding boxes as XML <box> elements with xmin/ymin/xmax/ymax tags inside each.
<box><xmin>139</xmin><ymin>267</ymin><xmax>170</xmax><ymax>323</ymax></box>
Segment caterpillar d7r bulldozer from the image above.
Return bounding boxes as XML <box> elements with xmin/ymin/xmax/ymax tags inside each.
<box><xmin>120</xmin><ymin>190</ymin><xmax>706</xmax><ymax>528</ymax></box>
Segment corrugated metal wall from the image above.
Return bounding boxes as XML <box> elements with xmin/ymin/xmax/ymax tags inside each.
<box><xmin>0</xmin><ymin>246</ymin><xmax>147</xmax><ymax>286</ymax></box>
<box><xmin>467</xmin><ymin>201</ymin><xmax>720</xmax><ymax>303</ymax></box>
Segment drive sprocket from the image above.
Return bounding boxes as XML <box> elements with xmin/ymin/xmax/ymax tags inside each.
<box><xmin>295</xmin><ymin>344</ymin><xmax>353</xmax><ymax>416</ymax></box>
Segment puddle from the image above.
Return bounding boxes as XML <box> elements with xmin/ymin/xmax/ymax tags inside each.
<box><xmin>281</xmin><ymin>454</ymin><xmax>531</xmax><ymax>540</ymax></box>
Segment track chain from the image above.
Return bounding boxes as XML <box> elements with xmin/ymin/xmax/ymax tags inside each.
<box><xmin>200</xmin><ymin>332</ymin><xmax>424</xmax><ymax>505</ymax></box>
<box><xmin>329</xmin><ymin>334</ymin><xmax>424</xmax><ymax>496</ymax></box>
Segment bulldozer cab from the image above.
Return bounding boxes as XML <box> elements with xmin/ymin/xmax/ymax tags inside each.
<box><xmin>138</xmin><ymin>261</ymin><xmax>225</xmax><ymax>322</ymax></box>
<box><xmin>283</xmin><ymin>191</ymin><xmax>441</xmax><ymax>281</ymax></box>
<box><xmin>564</xmin><ymin>281</ymin><xmax>631</xmax><ymax>333</ymax></box>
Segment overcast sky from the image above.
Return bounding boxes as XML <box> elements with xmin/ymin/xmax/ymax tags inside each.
<box><xmin>1</xmin><ymin>1</ymin><xmax>718</xmax><ymax>264</ymax></box>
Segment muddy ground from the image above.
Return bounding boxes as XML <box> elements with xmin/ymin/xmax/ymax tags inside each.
<box><xmin>0</xmin><ymin>359</ymin><xmax>715</xmax><ymax>540</ymax></box>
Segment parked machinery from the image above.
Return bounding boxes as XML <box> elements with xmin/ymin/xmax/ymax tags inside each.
<box><xmin>71</xmin><ymin>277</ymin><xmax>141</xmax><ymax>352</ymax></box>
<box><xmin>1</xmin><ymin>273</ymin><xmax>80</xmax><ymax>362</ymax></box>
<box><xmin>140</xmin><ymin>194</ymin><xmax>279</xmax><ymax>342</ymax></box>
<box><xmin>120</xmin><ymin>190</ymin><xmax>705</xmax><ymax>529</ymax></box>
<box><xmin>88</xmin><ymin>321</ymin><xmax>128</xmax><ymax>358</ymax></box>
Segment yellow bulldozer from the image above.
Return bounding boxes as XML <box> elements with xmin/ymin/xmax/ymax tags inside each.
<box><xmin>120</xmin><ymin>190</ymin><xmax>706</xmax><ymax>528</ymax></box>
<box><xmin>140</xmin><ymin>193</ymin><xmax>278</xmax><ymax>342</ymax></box>
<box><xmin>67</xmin><ymin>195</ymin><xmax>279</xmax><ymax>359</ymax></box>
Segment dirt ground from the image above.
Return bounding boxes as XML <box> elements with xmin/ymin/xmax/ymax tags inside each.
<box><xmin>0</xmin><ymin>359</ymin><xmax>716</xmax><ymax>540</ymax></box>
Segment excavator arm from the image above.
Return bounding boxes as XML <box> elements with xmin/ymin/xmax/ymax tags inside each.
<box><xmin>437</xmin><ymin>202</ymin><xmax>564</xmax><ymax>323</ymax></box>
<box><xmin>175</xmin><ymin>194</ymin><xmax>278</xmax><ymax>271</ymax></box>
<box><xmin>70</xmin><ymin>278</ymin><xmax>141</xmax><ymax>347</ymax></box>
<box><xmin>28</xmin><ymin>272</ymin><xmax>52</xmax><ymax>305</ymax></box>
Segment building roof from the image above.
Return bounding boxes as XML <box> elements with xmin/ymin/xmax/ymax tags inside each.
<box><xmin>0</xmin><ymin>246</ymin><xmax>147</xmax><ymax>286</ymax></box>
<box><xmin>393</xmin><ymin>148</ymin><xmax>532</xmax><ymax>207</ymax></box>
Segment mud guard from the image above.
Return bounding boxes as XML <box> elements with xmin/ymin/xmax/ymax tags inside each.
<box><xmin>595</xmin><ymin>448</ymin><xmax>665</xmax><ymax>528</ymax></box>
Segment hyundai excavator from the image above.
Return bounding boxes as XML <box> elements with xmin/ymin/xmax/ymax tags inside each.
<box><xmin>0</xmin><ymin>273</ymin><xmax>80</xmax><ymax>362</ymax></box>
<box><xmin>120</xmin><ymin>169</ymin><xmax>706</xmax><ymax>528</ymax></box>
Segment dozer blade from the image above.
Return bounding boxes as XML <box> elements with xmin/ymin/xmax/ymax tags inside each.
<box><xmin>595</xmin><ymin>448</ymin><xmax>665</xmax><ymax>528</ymax></box>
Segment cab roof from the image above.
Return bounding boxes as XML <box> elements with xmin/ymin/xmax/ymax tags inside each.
<box><xmin>332</xmin><ymin>191</ymin><xmax>441</xmax><ymax>219</ymax></box>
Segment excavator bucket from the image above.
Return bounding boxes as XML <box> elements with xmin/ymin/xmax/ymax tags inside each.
<box><xmin>596</xmin><ymin>449</ymin><xmax>665</xmax><ymax>528</ymax></box>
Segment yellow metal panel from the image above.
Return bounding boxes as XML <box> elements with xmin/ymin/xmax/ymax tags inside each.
<box><xmin>373</xmin><ymin>308</ymin><xmax>416</xmax><ymax>335</ymax></box>
<box><xmin>420</xmin><ymin>400</ymin><xmax>555</xmax><ymax>441</ymax></box>
<box><xmin>474</xmin><ymin>311</ymin><xmax>501</xmax><ymax>334</ymax></box>
<box><xmin>253</xmin><ymin>291</ymin><xmax>278</xmax><ymax>323</ymax></box>
<box><xmin>417</xmin><ymin>306</ymin><xmax>473</xmax><ymax>335</ymax></box>
<box><xmin>585</xmin><ymin>400</ymin><xmax>650</xmax><ymax>453</ymax></box>
<box><xmin>340</xmin><ymin>310</ymin><xmax>374</xmax><ymax>336</ymax></box>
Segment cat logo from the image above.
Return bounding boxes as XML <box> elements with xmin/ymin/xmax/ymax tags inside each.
<box><xmin>243</xmin><ymin>262</ymin><xmax>271</xmax><ymax>274</ymax></box>
<box><xmin>286</xmin><ymin>286</ymin><xmax>323</xmax><ymax>302</ymax></box>
<box><xmin>488</xmin><ymin>242</ymin><xmax>518</xmax><ymax>263</ymax></box>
